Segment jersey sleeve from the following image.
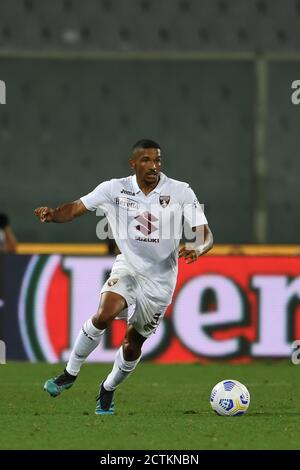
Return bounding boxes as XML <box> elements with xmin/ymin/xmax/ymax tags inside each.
<box><xmin>80</xmin><ymin>180</ymin><xmax>112</xmax><ymax>211</ymax></box>
<box><xmin>182</xmin><ymin>186</ymin><xmax>208</xmax><ymax>227</ymax></box>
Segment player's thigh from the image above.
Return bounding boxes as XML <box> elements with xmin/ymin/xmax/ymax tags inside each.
<box><xmin>96</xmin><ymin>291</ymin><xmax>127</xmax><ymax>323</ymax></box>
<box><xmin>101</xmin><ymin>272</ymin><xmax>137</xmax><ymax>314</ymax></box>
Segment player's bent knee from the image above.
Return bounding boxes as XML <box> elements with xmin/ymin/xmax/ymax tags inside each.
<box><xmin>92</xmin><ymin>311</ymin><xmax>115</xmax><ymax>330</ymax></box>
<box><xmin>92</xmin><ymin>291</ymin><xmax>127</xmax><ymax>330</ymax></box>
<box><xmin>123</xmin><ymin>340</ymin><xmax>142</xmax><ymax>361</ymax></box>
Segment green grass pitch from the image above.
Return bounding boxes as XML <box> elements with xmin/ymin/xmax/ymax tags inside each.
<box><xmin>0</xmin><ymin>361</ymin><xmax>299</xmax><ymax>450</ymax></box>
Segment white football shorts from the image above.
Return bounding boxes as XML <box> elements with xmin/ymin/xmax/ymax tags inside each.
<box><xmin>100</xmin><ymin>255</ymin><xmax>169</xmax><ymax>338</ymax></box>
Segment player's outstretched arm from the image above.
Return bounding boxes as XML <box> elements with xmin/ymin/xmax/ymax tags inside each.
<box><xmin>34</xmin><ymin>199</ymin><xmax>87</xmax><ymax>223</ymax></box>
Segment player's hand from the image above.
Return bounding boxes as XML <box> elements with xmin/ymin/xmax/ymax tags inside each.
<box><xmin>34</xmin><ymin>206</ymin><xmax>55</xmax><ymax>223</ymax></box>
<box><xmin>178</xmin><ymin>246</ymin><xmax>202</xmax><ymax>264</ymax></box>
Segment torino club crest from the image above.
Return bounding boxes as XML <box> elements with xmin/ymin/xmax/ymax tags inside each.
<box><xmin>159</xmin><ymin>195</ymin><xmax>170</xmax><ymax>208</ymax></box>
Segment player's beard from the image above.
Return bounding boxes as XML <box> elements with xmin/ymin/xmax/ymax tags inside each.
<box><xmin>145</xmin><ymin>172</ymin><xmax>159</xmax><ymax>184</ymax></box>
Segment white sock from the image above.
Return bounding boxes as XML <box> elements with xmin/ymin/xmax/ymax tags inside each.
<box><xmin>103</xmin><ymin>346</ymin><xmax>141</xmax><ymax>391</ymax></box>
<box><xmin>66</xmin><ymin>318</ymin><xmax>104</xmax><ymax>376</ymax></box>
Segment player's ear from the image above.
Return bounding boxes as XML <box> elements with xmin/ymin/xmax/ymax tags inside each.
<box><xmin>129</xmin><ymin>159</ymin><xmax>135</xmax><ymax>173</ymax></box>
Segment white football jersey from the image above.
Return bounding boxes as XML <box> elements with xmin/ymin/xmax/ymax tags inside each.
<box><xmin>81</xmin><ymin>172</ymin><xmax>207</xmax><ymax>302</ymax></box>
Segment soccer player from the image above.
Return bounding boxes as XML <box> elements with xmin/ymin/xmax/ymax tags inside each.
<box><xmin>34</xmin><ymin>139</ymin><xmax>213</xmax><ymax>414</ymax></box>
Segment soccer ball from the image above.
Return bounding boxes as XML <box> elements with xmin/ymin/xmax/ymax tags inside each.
<box><xmin>210</xmin><ymin>379</ymin><xmax>250</xmax><ymax>416</ymax></box>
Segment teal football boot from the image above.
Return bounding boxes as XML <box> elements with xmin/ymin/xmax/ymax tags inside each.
<box><xmin>44</xmin><ymin>369</ymin><xmax>77</xmax><ymax>397</ymax></box>
<box><xmin>95</xmin><ymin>382</ymin><xmax>115</xmax><ymax>415</ymax></box>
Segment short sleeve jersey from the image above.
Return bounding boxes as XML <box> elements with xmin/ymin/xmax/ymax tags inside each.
<box><xmin>81</xmin><ymin>172</ymin><xmax>207</xmax><ymax>299</ymax></box>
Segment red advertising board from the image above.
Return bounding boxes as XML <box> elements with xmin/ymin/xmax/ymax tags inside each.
<box><xmin>12</xmin><ymin>255</ymin><xmax>300</xmax><ymax>363</ymax></box>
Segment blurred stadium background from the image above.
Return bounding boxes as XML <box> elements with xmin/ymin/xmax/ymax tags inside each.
<box><xmin>1</xmin><ymin>0</ymin><xmax>300</xmax><ymax>450</ymax></box>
